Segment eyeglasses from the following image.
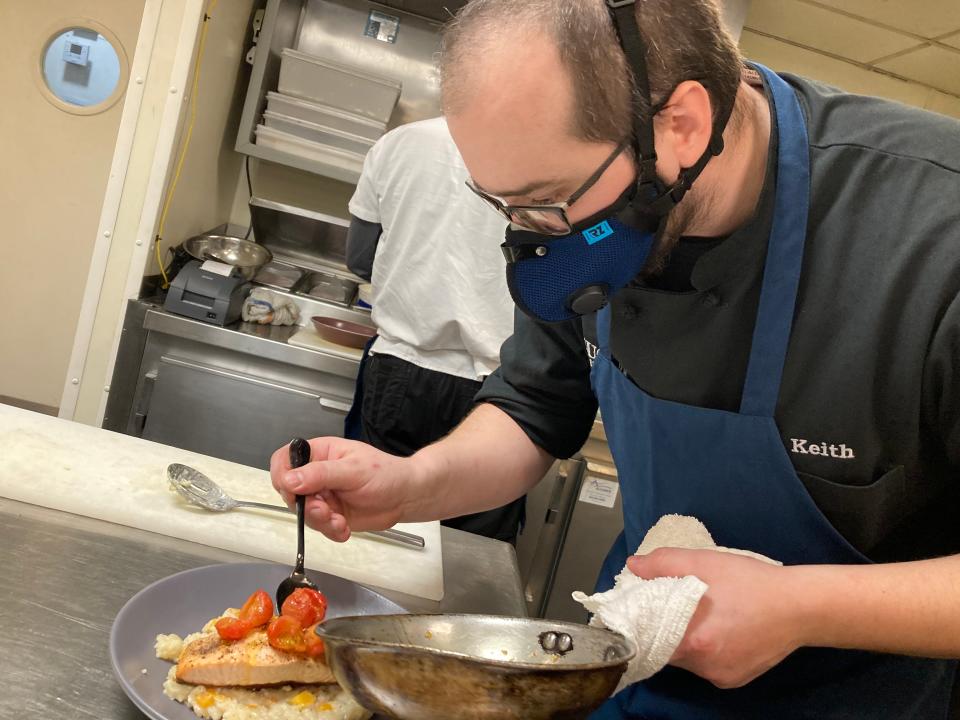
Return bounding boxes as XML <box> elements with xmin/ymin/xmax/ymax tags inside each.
<box><xmin>465</xmin><ymin>140</ymin><xmax>630</xmax><ymax>236</ymax></box>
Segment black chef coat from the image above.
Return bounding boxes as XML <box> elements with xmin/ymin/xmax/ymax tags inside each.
<box><xmin>476</xmin><ymin>71</ymin><xmax>960</xmax><ymax>562</ymax></box>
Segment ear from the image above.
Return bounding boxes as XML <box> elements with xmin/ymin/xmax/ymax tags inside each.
<box><xmin>652</xmin><ymin>81</ymin><xmax>713</xmax><ymax>172</ymax></box>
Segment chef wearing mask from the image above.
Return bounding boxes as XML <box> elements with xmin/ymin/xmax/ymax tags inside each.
<box><xmin>272</xmin><ymin>0</ymin><xmax>960</xmax><ymax>716</ymax></box>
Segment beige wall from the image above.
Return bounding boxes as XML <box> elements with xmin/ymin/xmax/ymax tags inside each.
<box><xmin>72</xmin><ymin>0</ymin><xmax>259</xmax><ymax>424</ymax></box>
<box><xmin>148</xmin><ymin>0</ymin><xmax>258</xmax><ymax>271</ymax></box>
<box><xmin>0</xmin><ymin>0</ymin><xmax>146</xmax><ymax>410</ymax></box>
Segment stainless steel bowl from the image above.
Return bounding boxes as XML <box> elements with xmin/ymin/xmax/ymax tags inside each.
<box><xmin>315</xmin><ymin>614</ymin><xmax>635</xmax><ymax>720</ymax></box>
<box><xmin>182</xmin><ymin>234</ymin><xmax>272</xmax><ymax>280</ymax></box>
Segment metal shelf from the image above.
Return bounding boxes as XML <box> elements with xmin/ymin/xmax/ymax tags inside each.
<box><xmin>236</xmin><ymin>0</ymin><xmax>453</xmax><ymax>183</ymax></box>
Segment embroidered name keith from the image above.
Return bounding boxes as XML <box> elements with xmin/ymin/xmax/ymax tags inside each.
<box><xmin>790</xmin><ymin>439</ymin><xmax>855</xmax><ymax>459</ymax></box>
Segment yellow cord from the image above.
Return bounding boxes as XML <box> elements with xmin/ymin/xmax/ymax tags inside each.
<box><xmin>155</xmin><ymin>0</ymin><xmax>220</xmax><ymax>288</ymax></box>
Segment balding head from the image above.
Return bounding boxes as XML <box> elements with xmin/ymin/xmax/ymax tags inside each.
<box><xmin>441</xmin><ymin>0</ymin><xmax>742</xmax><ymax>141</ymax></box>
<box><xmin>441</xmin><ymin>0</ymin><xmax>632</xmax><ymax>145</ymax></box>
<box><xmin>440</xmin><ymin>0</ymin><xmax>744</xmax><ymax>231</ymax></box>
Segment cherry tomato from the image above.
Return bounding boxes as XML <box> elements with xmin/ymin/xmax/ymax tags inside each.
<box><xmin>238</xmin><ymin>589</ymin><xmax>274</xmax><ymax>628</ymax></box>
<box><xmin>303</xmin><ymin>624</ymin><xmax>325</xmax><ymax>659</ymax></box>
<box><xmin>215</xmin><ymin>616</ymin><xmax>250</xmax><ymax>641</ymax></box>
<box><xmin>280</xmin><ymin>588</ymin><xmax>328</xmax><ymax>626</ymax></box>
<box><xmin>267</xmin><ymin>615</ymin><xmax>306</xmax><ymax>653</ymax></box>
<box><xmin>216</xmin><ymin>589</ymin><xmax>274</xmax><ymax>641</ymax></box>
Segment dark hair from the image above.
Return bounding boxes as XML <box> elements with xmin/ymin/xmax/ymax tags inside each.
<box><xmin>440</xmin><ymin>0</ymin><xmax>743</xmax><ymax>144</ymax></box>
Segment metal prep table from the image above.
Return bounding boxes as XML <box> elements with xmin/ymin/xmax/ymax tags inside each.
<box><xmin>102</xmin><ymin>199</ymin><xmax>378</xmax><ymax>470</ymax></box>
<box><xmin>105</xmin><ymin>298</ymin><xmax>372</xmax><ymax>470</ymax></box>
<box><xmin>0</xmin><ymin>497</ymin><xmax>524</xmax><ymax>720</ymax></box>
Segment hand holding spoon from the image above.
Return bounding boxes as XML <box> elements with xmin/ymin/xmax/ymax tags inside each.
<box><xmin>276</xmin><ymin>437</ymin><xmax>320</xmax><ymax>608</ymax></box>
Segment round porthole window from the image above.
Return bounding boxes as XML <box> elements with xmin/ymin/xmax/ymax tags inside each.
<box><xmin>38</xmin><ymin>23</ymin><xmax>128</xmax><ymax>114</ymax></box>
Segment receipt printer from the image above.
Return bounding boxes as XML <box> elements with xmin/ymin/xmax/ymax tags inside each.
<box><xmin>163</xmin><ymin>260</ymin><xmax>250</xmax><ymax>326</ymax></box>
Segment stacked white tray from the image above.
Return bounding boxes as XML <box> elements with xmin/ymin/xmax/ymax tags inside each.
<box><xmin>254</xmin><ymin>49</ymin><xmax>402</xmax><ymax>173</ymax></box>
<box><xmin>278</xmin><ymin>49</ymin><xmax>401</xmax><ymax>123</ymax></box>
<box><xmin>265</xmin><ymin>91</ymin><xmax>386</xmax><ymax>140</ymax></box>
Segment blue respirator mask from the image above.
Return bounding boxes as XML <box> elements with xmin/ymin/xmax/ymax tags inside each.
<box><xmin>485</xmin><ymin>0</ymin><xmax>733</xmax><ymax>324</ymax></box>
<box><xmin>501</xmin><ymin>182</ymin><xmax>661</xmax><ymax>323</ymax></box>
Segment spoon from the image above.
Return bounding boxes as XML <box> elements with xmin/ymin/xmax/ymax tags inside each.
<box><xmin>166</xmin><ymin>463</ymin><xmax>425</xmax><ymax>548</ymax></box>
<box><xmin>276</xmin><ymin>437</ymin><xmax>319</xmax><ymax>608</ymax></box>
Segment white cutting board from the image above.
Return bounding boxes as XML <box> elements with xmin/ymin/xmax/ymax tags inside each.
<box><xmin>0</xmin><ymin>404</ymin><xmax>443</xmax><ymax>600</ymax></box>
<box><xmin>288</xmin><ymin>327</ymin><xmax>364</xmax><ymax>360</ymax></box>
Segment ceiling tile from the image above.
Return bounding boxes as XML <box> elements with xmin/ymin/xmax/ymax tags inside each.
<box><xmin>739</xmin><ymin>30</ymin><xmax>931</xmax><ymax>107</ymax></box>
<box><xmin>875</xmin><ymin>44</ymin><xmax>960</xmax><ymax>96</ymax></box>
<box><xmin>745</xmin><ymin>0</ymin><xmax>919</xmax><ymax>63</ymax></box>
<box><xmin>924</xmin><ymin>89</ymin><xmax>960</xmax><ymax>120</ymax></box>
<box><xmin>809</xmin><ymin>0</ymin><xmax>960</xmax><ymax>39</ymax></box>
<box><xmin>941</xmin><ymin>32</ymin><xmax>960</xmax><ymax>50</ymax></box>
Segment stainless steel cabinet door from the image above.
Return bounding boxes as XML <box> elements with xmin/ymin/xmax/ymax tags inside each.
<box><xmin>542</xmin><ymin>461</ymin><xmax>624</xmax><ymax>623</ymax></box>
<box><xmin>141</xmin><ymin>355</ymin><xmax>353</xmax><ymax>469</ymax></box>
<box><xmin>516</xmin><ymin>459</ymin><xmax>585</xmax><ymax>618</ymax></box>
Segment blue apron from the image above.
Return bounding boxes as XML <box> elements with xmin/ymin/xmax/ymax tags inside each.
<box><xmin>589</xmin><ymin>65</ymin><xmax>957</xmax><ymax>719</ymax></box>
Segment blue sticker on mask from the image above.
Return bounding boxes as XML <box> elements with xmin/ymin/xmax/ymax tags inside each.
<box><xmin>582</xmin><ymin>221</ymin><xmax>614</xmax><ymax>245</ymax></box>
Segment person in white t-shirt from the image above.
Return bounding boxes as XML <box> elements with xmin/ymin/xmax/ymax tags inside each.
<box><xmin>345</xmin><ymin>116</ymin><xmax>524</xmax><ymax>543</ymax></box>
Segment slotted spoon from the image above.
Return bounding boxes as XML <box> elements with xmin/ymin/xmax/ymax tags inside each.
<box><xmin>166</xmin><ymin>463</ymin><xmax>425</xmax><ymax>549</ymax></box>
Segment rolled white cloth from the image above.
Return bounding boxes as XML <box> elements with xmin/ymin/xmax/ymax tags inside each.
<box><xmin>572</xmin><ymin>514</ymin><xmax>779</xmax><ymax>693</ymax></box>
<box><xmin>241</xmin><ymin>288</ymin><xmax>301</xmax><ymax>326</ymax></box>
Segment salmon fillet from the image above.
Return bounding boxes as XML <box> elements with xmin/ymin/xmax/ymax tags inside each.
<box><xmin>175</xmin><ymin>625</ymin><xmax>336</xmax><ymax>686</ymax></box>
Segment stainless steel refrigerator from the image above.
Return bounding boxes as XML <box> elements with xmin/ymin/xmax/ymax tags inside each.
<box><xmin>516</xmin><ymin>447</ymin><xmax>622</xmax><ymax>623</ymax></box>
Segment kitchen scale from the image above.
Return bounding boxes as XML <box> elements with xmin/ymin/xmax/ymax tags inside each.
<box><xmin>163</xmin><ymin>260</ymin><xmax>250</xmax><ymax>326</ymax></box>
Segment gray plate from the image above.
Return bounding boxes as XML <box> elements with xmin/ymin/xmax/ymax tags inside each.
<box><xmin>110</xmin><ymin>562</ymin><xmax>405</xmax><ymax>720</ymax></box>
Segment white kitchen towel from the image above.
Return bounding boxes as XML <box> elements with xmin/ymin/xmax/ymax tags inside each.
<box><xmin>241</xmin><ymin>287</ymin><xmax>301</xmax><ymax>326</ymax></box>
<box><xmin>572</xmin><ymin>514</ymin><xmax>779</xmax><ymax>693</ymax></box>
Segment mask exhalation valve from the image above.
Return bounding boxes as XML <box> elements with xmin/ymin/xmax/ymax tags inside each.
<box><xmin>568</xmin><ymin>283</ymin><xmax>611</xmax><ymax>315</ymax></box>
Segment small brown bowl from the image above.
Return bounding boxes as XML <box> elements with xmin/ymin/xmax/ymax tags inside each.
<box><xmin>311</xmin><ymin>316</ymin><xmax>376</xmax><ymax>349</ymax></box>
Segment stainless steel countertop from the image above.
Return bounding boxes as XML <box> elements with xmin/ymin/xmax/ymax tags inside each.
<box><xmin>143</xmin><ymin>305</ymin><xmax>363</xmax><ymax>380</ymax></box>
<box><xmin>141</xmin><ymin>283</ymin><xmax>374</xmax><ymax>381</ymax></box>
<box><xmin>1</xmin><ymin>498</ymin><xmax>524</xmax><ymax>719</ymax></box>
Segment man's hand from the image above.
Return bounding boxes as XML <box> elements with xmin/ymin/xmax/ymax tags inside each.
<box><xmin>628</xmin><ymin>548</ymin><xmax>960</xmax><ymax>688</ymax></box>
<box><xmin>627</xmin><ymin>548</ymin><xmax>808</xmax><ymax>689</ymax></box>
<box><xmin>270</xmin><ymin>437</ymin><xmax>417</xmax><ymax>542</ymax></box>
<box><xmin>269</xmin><ymin>405</ymin><xmax>553</xmax><ymax>544</ymax></box>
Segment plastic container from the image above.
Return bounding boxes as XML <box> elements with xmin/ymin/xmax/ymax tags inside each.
<box><xmin>263</xmin><ymin>110</ymin><xmax>375</xmax><ymax>156</ymax></box>
<box><xmin>254</xmin><ymin>124</ymin><xmax>365</xmax><ymax>175</ymax></box>
<box><xmin>278</xmin><ymin>48</ymin><xmax>401</xmax><ymax>123</ymax></box>
<box><xmin>266</xmin><ymin>92</ymin><xmax>386</xmax><ymax>141</ymax></box>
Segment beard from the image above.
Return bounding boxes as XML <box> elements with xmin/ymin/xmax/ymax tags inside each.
<box><xmin>638</xmin><ymin>182</ymin><xmax>715</xmax><ymax>279</ymax></box>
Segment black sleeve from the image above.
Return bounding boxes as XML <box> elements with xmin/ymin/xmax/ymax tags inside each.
<box><xmin>923</xmin><ymin>290</ymin><xmax>960</xmax><ymax>468</ymax></box>
<box><xmin>346</xmin><ymin>216</ymin><xmax>382</xmax><ymax>281</ymax></box>
<box><xmin>476</xmin><ymin>308</ymin><xmax>598</xmax><ymax>459</ymax></box>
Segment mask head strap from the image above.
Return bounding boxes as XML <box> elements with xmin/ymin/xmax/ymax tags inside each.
<box><xmin>605</xmin><ymin>0</ymin><xmax>736</xmax><ymax>217</ymax></box>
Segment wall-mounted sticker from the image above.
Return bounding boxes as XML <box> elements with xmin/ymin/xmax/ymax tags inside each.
<box><xmin>364</xmin><ymin>10</ymin><xmax>400</xmax><ymax>44</ymax></box>
<box><xmin>578</xmin><ymin>476</ymin><xmax>619</xmax><ymax>508</ymax></box>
